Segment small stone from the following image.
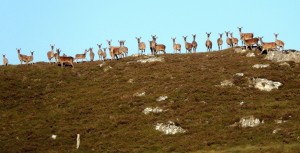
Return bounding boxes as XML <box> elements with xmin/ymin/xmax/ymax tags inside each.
<box><xmin>253</xmin><ymin>64</ymin><xmax>270</xmax><ymax>69</ymax></box>
<box><xmin>235</xmin><ymin>73</ymin><xmax>244</xmax><ymax>77</ymax></box>
<box><xmin>51</xmin><ymin>135</ymin><xmax>57</xmax><ymax>140</ymax></box>
<box><xmin>156</xmin><ymin>96</ymin><xmax>168</xmax><ymax>102</ymax></box>
<box><xmin>246</xmin><ymin>53</ymin><xmax>256</xmax><ymax>57</ymax></box>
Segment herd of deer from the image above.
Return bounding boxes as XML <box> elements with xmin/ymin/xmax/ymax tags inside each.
<box><xmin>3</xmin><ymin>27</ymin><xmax>285</xmax><ymax>68</ymax></box>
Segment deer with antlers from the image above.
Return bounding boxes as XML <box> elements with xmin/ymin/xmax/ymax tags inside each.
<box><xmin>205</xmin><ymin>32</ymin><xmax>213</xmax><ymax>52</ymax></box>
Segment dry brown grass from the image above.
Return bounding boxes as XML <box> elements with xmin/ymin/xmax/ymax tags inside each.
<box><xmin>0</xmin><ymin>49</ymin><xmax>300</xmax><ymax>152</ymax></box>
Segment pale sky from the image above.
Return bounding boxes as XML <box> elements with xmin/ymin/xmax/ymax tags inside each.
<box><xmin>1</xmin><ymin>0</ymin><xmax>299</xmax><ymax>64</ymax></box>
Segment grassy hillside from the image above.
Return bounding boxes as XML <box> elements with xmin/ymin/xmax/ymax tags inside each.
<box><xmin>0</xmin><ymin>49</ymin><xmax>300</xmax><ymax>153</ymax></box>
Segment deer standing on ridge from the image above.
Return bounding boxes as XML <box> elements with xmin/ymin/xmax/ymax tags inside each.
<box><xmin>205</xmin><ymin>32</ymin><xmax>213</xmax><ymax>52</ymax></box>
<box><xmin>171</xmin><ymin>37</ymin><xmax>181</xmax><ymax>54</ymax></box>
<box><xmin>192</xmin><ymin>34</ymin><xmax>198</xmax><ymax>53</ymax></box>
<box><xmin>274</xmin><ymin>33</ymin><xmax>285</xmax><ymax>51</ymax></box>
<box><xmin>47</xmin><ymin>44</ymin><xmax>55</xmax><ymax>64</ymax></box>
<box><xmin>217</xmin><ymin>33</ymin><xmax>223</xmax><ymax>51</ymax></box>
<box><xmin>2</xmin><ymin>54</ymin><xmax>8</xmax><ymax>66</ymax></box>
<box><xmin>238</xmin><ymin>27</ymin><xmax>253</xmax><ymax>46</ymax></box>
<box><xmin>230</xmin><ymin>32</ymin><xmax>239</xmax><ymax>47</ymax></box>
<box><xmin>225</xmin><ymin>31</ymin><xmax>233</xmax><ymax>48</ymax></box>
<box><xmin>183</xmin><ymin>36</ymin><xmax>193</xmax><ymax>53</ymax></box>
<box><xmin>136</xmin><ymin>37</ymin><xmax>146</xmax><ymax>55</ymax></box>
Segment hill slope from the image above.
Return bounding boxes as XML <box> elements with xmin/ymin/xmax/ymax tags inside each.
<box><xmin>0</xmin><ymin>49</ymin><xmax>300</xmax><ymax>152</ymax></box>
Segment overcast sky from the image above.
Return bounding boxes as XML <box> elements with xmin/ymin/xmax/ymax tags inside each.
<box><xmin>1</xmin><ymin>0</ymin><xmax>299</xmax><ymax>64</ymax></box>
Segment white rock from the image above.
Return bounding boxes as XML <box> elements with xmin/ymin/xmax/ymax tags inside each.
<box><xmin>279</xmin><ymin>62</ymin><xmax>290</xmax><ymax>67</ymax></box>
<box><xmin>134</xmin><ymin>91</ymin><xmax>145</xmax><ymax>97</ymax></box>
<box><xmin>143</xmin><ymin>107</ymin><xmax>164</xmax><ymax>115</ymax></box>
<box><xmin>220</xmin><ymin>80</ymin><xmax>234</xmax><ymax>87</ymax></box>
<box><xmin>273</xmin><ymin>128</ymin><xmax>281</xmax><ymax>134</ymax></box>
<box><xmin>156</xmin><ymin>96</ymin><xmax>168</xmax><ymax>102</ymax></box>
<box><xmin>51</xmin><ymin>135</ymin><xmax>57</xmax><ymax>140</ymax></box>
<box><xmin>240</xmin><ymin>101</ymin><xmax>245</xmax><ymax>105</ymax></box>
<box><xmin>127</xmin><ymin>79</ymin><xmax>134</xmax><ymax>83</ymax></box>
<box><xmin>265</xmin><ymin>51</ymin><xmax>300</xmax><ymax>63</ymax></box>
<box><xmin>246</xmin><ymin>53</ymin><xmax>256</xmax><ymax>57</ymax></box>
<box><xmin>103</xmin><ymin>66</ymin><xmax>112</xmax><ymax>72</ymax></box>
<box><xmin>137</xmin><ymin>57</ymin><xmax>164</xmax><ymax>63</ymax></box>
<box><xmin>250</xmin><ymin>78</ymin><xmax>282</xmax><ymax>92</ymax></box>
<box><xmin>234</xmin><ymin>48</ymin><xmax>247</xmax><ymax>53</ymax></box>
<box><xmin>239</xmin><ymin>116</ymin><xmax>263</xmax><ymax>128</ymax></box>
<box><xmin>252</xmin><ymin>64</ymin><xmax>270</xmax><ymax>69</ymax></box>
<box><xmin>235</xmin><ymin>73</ymin><xmax>244</xmax><ymax>77</ymax></box>
<box><xmin>155</xmin><ymin>121</ymin><xmax>186</xmax><ymax>135</ymax></box>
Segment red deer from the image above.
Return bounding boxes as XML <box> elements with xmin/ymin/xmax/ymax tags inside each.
<box><xmin>26</xmin><ymin>51</ymin><xmax>34</xmax><ymax>65</ymax></box>
<box><xmin>217</xmin><ymin>33</ymin><xmax>223</xmax><ymax>51</ymax></box>
<box><xmin>97</xmin><ymin>44</ymin><xmax>105</xmax><ymax>62</ymax></box>
<box><xmin>103</xmin><ymin>48</ymin><xmax>107</xmax><ymax>61</ymax></box>
<box><xmin>238</xmin><ymin>27</ymin><xmax>253</xmax><ymax>45</ymax></box>
<box><xmin>230</xmin><ymin>32</ymin><xmax>239</xmax><ymax>47</ymax></box>
<box><xmin>205</xmin><ymin>32</ymin><xmax>213</xmax><ymax>52</ymax></box>
<box><xmin>192</xmin><ymin>34</ymin><xmax>198</xmax><ymax>53</ymax></box>
<box><xmin>136</xmin><ymin>37</ymin><xmax>146</xmax><ymax>55</ymax></box>
<box><xmin>153</xmin><ymin>38</ymin><xmax>166</xmax><ymax>54</ymax></box>
<box><xmin>258</xmin><ymin>37</ymin><xmax>277</xmax><ymax>54</ymax></box>
<box><xmin>183</xmin><ymin>36</ymin><xmax>193</xmax><ymax>53</ymax></box>
<box><xmin>225</xmin><ymin>31</ymin><xmax>233</xmax><ymax>48</ymax></box>
<box><xmin>2</xmin><ymin>54</ymin><xmax>8</xmax><ymax>66</ymax></box>
<box><xmin>119</xmin><ymin>40</ymin><xmax>128</xmax><ymax>57</ymax></box>
<box><xmin>107</xmin><ymin>40</ymin><xmax>119</xmax><ymax>59</ymax></box>
<box><xmin>89</xmin><ymin>48</ymin><xmax>95</xmax><ymax>62</ymax></box>
<box><xmin>242</xmin><ymin>35</ymin><xmax>259</xmax><ymax>50</ymax></box>
<box><xmin>149</xmin><ymin>35</ymin><xmax>157</xmax><ymax>55</ymax></box>
<box><xmin>17</xmin><ymin>48</ymin><xmax>29</xmax><ymax>64</ymax></box>
<box><xmin>74</xmin><ymin>49</ymin><xmax>88</xmax><ymax>62</ymax></box>
<box><xmin>47</xmin><ymin>44</ymin><xmax>55</xmax><ymax>64</ymax></box>
<box><xmin>274</xmin><ymin>33</ymin><xmax>285</xmax><ymax>51</ymax></box>
<box><xmin>171</xmin><ymin>37</ymin><xmax>181</xmax><ymax>54</ymax></box>
<box><xmin>56</xmin><ymin>49</ymin><xmax>74</xmax><ymax>68</ymax></box>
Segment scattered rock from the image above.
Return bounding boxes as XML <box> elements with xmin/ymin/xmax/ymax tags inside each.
<box><xmin>143</xmin><ymin>107</ymin><xmax>164</xmax><ymax>115</ymax></box>
<box><xmin>134</xmin><ymin>91</ymin><xmax>146</xmax><ymax>97</ymax></box>
<box><xmin>239</xmin><ymin>115</ymin><xmax>264</xmax><ymax>128</ymax></box>
<box><xmin>155</xmin><ymin>121</ymin><xmax>186</xmax><ymax>135</ymax></box>
<box><xmin>127</xmin><ymin>79</ymin><xmax>134</xmax><ymax>83</ymax></box>
<box><xmin>246</xmin><ymin>52</ymin><xmax>256</xmax><ymax>57</ymax></box>
<box><xmin>220</xmin><ymin>80</ymin><xmax>234</xmax><ymax>87</ymax></box>
<box><xmin>253</xmin><ymin>64</ymin><xmax>270</xmax><ymax>69</ymax></box>
<box><xmin>249</xmin><ymin>78</ymin><xmax>282</xmax><ymax>92</ymax></box>
<box><xmin>137</xmin><ymin>57</ymin><xmax>164</xmax><ymax>63</ymax></box>
<box><xmin>51</xmin><ymin>135</ymin><xmax>57</xmax><ymax>140</ymax></box>
<box><xmin>240</xmin><ymin>101</ymin><xmax>245</xmax><ymax>106</ymax></box>
<box><xmin>156</xmin><ymin>95</ymin><xmax>168</xmax><ymax>102</ymax></box>
<box><xmin>274</xmin><ymin>118</ymin><xmax>287</xmax><ymax>124</ymax></box>
<box><xmin>273</xmin><ymin>128</ymin><xmax>282</xmax><ymax>134</ymax></box>
<box><xmin>265</xmin><ymin>51</ymin><xmax>300</xmax><ymax>63</ymax></box>
<box><xmin>103</xmin><ymin>66</ymin><xmax>112</xmax><ymax>72</ymax></box>
<box><xmin>279</xmin><ymin>62</ymin><xmax>290</xmax><ymax>67</ymax></box>
<box><xmin>235</xmin><ymin>73</ymin><xmax>244</xmax><ymax>77</ymax></box>
<box><xmin>234</xmin><ymin>48</ymin><xmax>247</xmax><ymax>53</ymax></box>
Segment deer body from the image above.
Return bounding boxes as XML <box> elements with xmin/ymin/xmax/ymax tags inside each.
<box><xmin>2</xmin><ymin>54</ymin><xmax>8</xmax><ymax>66</ymax></box>
<box><xmin>217</xmin><ymin>33</ymin><xmax>223</xmax><ymax>51</ymax></box>
<box><xmin>172</xmin><ymin>37</ymin><xmax>181</xmax><ymax>54</ymax></box>
<box><xmin>274</xmin><ymin>33</ymin><xmax>285</xmax><ymax>51</ymax></box>
<box><xmin>192</xmin><ymin>34</ymin><xmax>198</xmax><ymax>53</ymax></box>
<box><xmin>47</xmin><ymin>44</ymin><xmax>55</xmax><ymax>64</ymax></box>
<box><xmin>183</xmin><ymin>36</ymin><xmax>193</xmax><ymax>53</ymax></box>
<box><xmin>136</xmin><ymin>37</ymin><xmax>146</xmax><ymax>55</ymax></box>
<box><xmin>238</xmin><ymin>27</ymin><xmax>253</xmax><ymax>45</ymax></box>
<box><xmin>75</xmin><ymin>49</ymin><xmax>88</xmax><ymax>62</ymax></box>
<box><xmin>205</xmin><ymin>32</ymin><xmax>213</xmax><ymax>52</ymax></box>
